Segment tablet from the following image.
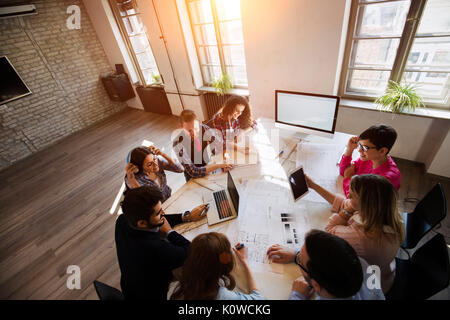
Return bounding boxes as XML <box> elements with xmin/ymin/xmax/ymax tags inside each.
<box><xmin>288</xmin><ymin>165</ymin><xmax>309</xmax><ymax>202</ymax></box>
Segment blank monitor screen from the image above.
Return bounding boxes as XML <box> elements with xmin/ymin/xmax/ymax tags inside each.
<box><xmin>276</xmin><ymin>90</ymin><xmax>340</xmax><ymax>134</ymax></box>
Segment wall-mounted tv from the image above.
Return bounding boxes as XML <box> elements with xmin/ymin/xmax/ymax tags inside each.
<box><xmin>0</xmin><ymin>56</ymin><xmax>32</xmax><ymax>104</ymax></box>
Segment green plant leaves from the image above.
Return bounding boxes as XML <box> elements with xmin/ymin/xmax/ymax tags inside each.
<box><xmin>211</xmin><ymin>73</ymin><xmax>233</xmax><ymax>96</ymax></box>
<box><xmin>374</xmin><ymin>80</ymin><xmax>425</xmax><ymax>114</ymax></box>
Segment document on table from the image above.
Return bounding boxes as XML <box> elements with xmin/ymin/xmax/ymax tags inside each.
<box><xmin>296</xmin><ymin>142</ymin><xmax>343</xmax><ymax>201</ymax></box>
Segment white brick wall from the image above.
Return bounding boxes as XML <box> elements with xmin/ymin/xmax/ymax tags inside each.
<box><xmin>0</xmin><ymin>0</ymin><xmax>126</xmax><ymax>170</ymax></box>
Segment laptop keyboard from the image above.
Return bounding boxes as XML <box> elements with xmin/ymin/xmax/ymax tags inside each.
<box><xmin>213</xmin><ymin>190</ymin><xmax>232</xmax><ymax>219</ymax></box>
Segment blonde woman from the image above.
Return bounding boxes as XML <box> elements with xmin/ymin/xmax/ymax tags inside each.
<box><xmin>305</xmin><ymin>174</ymin><xmax>404</xmax><ymax>293</ymax></box>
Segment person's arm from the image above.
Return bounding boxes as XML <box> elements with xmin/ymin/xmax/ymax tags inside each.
<box><xmin>233</xmin><ymin>244</ymin><xmax>258</xmax><ymax>293</ymax></box>
<box><xmin>125</xmin><ymin>163</ymin><xmax>141</xmax><ymax>189</ymax></box>
<box><xmin>340</xmin><ymin>136</ymin><xmax>358</xmax><ymax>176</ymax></box>
<box><xmin>266</xmin><ymin>244</ymin><xmax>296</xmax><ymax>263</ymax></box>
<box><xmin>152</xmin><ymin>146</ymin><xmax>184</xmax><ymax>173</ymax></box>
<box><xmin>158</xmin><ymin>217</ymin><xmax>191</xmax><ymax>270</ymax></box>
<box><xmin>217</xmin><ymin>287</ymin><xmax>264</xmax><ymax>300</ymax></box>
<box><xmin>305</xmin><ymin>174</ymin><xmax>336</xmax><ymax>205</ymax></box>
<box><xmin>289</xmin><ymin>277</ymin><xmax>314</xmax><ymax>300</ymax></box>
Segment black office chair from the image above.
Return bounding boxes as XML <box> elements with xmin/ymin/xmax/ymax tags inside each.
<box><xmin>386</xmin><ymin>233</ymin><xmax>450</xmax><ymax>300</ymax></box>
<box><xmin>401</xmin><ymin>183</ymin><xmax>447</xmax><ymax>250</ymax></box>
<box><xmin>93</xmin><ymin>280</ymin><xmax>124</xmax><ymax>300</ymax></box>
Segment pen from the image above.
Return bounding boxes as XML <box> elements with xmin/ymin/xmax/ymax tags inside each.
<box><xmin>200</xmin><ymin>204</ymin><xmax>210</xmax><ymax>217</ymax></box>
<box><xmin>235</xmin><ymin>243</ymin><xmax>244</xmax><ymax>250</ymax></box>
<box><xmin>277</xmin><ymin>150</ymin><xmax>284</xmax><ymax>158</ymax></box>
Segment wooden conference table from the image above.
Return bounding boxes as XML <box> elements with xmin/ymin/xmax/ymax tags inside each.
<box><xmin>163</xmin><ymin>118</ymin><xmax>354</xmax><ymax>299</ymax></box>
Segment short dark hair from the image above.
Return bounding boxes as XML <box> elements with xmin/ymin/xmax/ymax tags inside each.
<box><xmin>359</xmin><ymin>124</ymin><xmax>397</xmax><ymax>153</ymax></box>
<box><xmin>304</xmin><ymin>229</ymin><xmax>363</xmax><ymax>298</ymax></box>
<box><xmin>129</xmin><ymin>147</ymin><xmax>153</xmax><ymax>173</ymax></box>
<box><xmin>121</xmin><ymin>186</ymin><xmax>163</xmax><ymax>228</ymax></box>
<box><xmin>180</xmin><ymin>109</ymin><xmax>197</xmax><ymax>123</ymax></box>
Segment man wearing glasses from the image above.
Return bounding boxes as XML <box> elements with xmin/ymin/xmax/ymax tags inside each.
<box><xmin>115</xmin><ymin>186</ymin><xmax>207</xmax><ymax>300</ymax></box>
<box><xmin>266</xmin><ymin>230</ymin><xmax>384</xmax><ymax>300</ymax></box>
<box><xmin>340</xmin><ymin>124</ymin><xmax>401</xmax><ymax>198</ymax></box>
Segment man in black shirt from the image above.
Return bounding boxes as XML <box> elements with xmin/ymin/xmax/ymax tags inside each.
<box><xmin>115</xmin><ymin>186</ymin><xmax>206</xmax><ymax>300</ymax></box>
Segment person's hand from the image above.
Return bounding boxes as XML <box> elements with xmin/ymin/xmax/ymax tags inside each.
<box><xmin>343</xmin><ymin>164</ymin><xmax>355</xmax><ymax>179</ymax></box>
<box><xmin>220</xmin><ymin>163</ymin><xmax>233</xmax><ymax>172</ymax></box>
<box><xmin>149</xmin><ymin>145</ymin><xmax>161</xmax><ymax>156</ymax></box>
<box><xmin>266</xmin><ymin>244</ymin><xmax>296</xmax><ymax>263</ymax></box>
<box><xmin>292</xmin><ymin>277</ymin><xmax>314</xmax><ymax>299</ymax></box>
<box><xmin>158</xmin><ymin>216</ymin><xmax>172</xmax><ymax>235</ymax></box>
<box><xmin>188</xmin><ymin>204</ymin><xmax>209</xmax><ymax>221</ymax></box>
<box><xmin>233</xmin><ymin>243</ymin><xmax>248</xmax><ymax>263</ymax></box>
<box><xmin>346</xmin><ymin>136</ymin><xmax>359</xmax><ymax>155</ymax></box>
<box><xmin>126</xmin><ymin>163</ymin><xmax>138</xmax><ymax>176</ymax></box>
<box><xmin>304</xmin><ymin>174</ymin><xmax>316</xmax><ymax>190</ymax></box>
<box><xmin>343</xmin><ymin>198</ymin><xmax>356</xmax><ymax>214</ymax></box>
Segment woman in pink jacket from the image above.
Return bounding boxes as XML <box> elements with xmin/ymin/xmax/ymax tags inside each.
<box><xmin>306</xmin><ymin>174</ymin><xmax>404</xmax><ymax>293</ymax></box>
<box><xmin>340</xmin><ymin>124</ymin><xmax>401</xmax><ymax>197</ymax></box>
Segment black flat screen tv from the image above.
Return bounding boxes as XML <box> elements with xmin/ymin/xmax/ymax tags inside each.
<box><xmin>0</xmin><ymin>56</ymin><xmax>32</xmax><ymax>104</ymax></box>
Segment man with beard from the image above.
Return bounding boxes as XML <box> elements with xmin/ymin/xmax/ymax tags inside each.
<box><xmin>115</xmin><ymin>186</ymin><xmax>206</xmax><ymax>300</ymax></box>
<box><xmin>266</xmin><ymin>230</ymin><xmax>385</xmax><ymax>300</ymax></box>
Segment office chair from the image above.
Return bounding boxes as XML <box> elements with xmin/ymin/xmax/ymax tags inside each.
<box><xmin>386</xmin><ymin>233</ymin><xmax>450</xmax><ymax>300</ymax></box>
<box><xmin>93</xmin><ymin>280</ymin><xmax>124</xmax><ymax>300</ymax></box>
<box><xmin>401</xmin><ymin>183</ymin><xmax>447</xmax><ymax>250</ymax></box>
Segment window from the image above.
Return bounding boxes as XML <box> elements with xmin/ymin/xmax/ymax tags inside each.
<box><xmin>109</xmin><ymin>0</ymin><xmax>161</xmax><ymax>86</ymax></box>
<box><xmin>186</xmin><ymin>0</ymin><xmax>248</xmax><ymax>88</ymax></box>
<box><xmin>340</xmin><ymin>0</ymin><xmax>450</xmax><ymax>108</ymax></box>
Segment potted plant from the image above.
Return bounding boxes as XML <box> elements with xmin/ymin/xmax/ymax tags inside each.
<box><xmin>150</xmin><ymin>72</ymin><xmax>162</xmax><ymax>86</ymax></box>
<box><xmin>211</xmin><ymin>73</ymin><xmax>233</xmax><ymax>96</ymax></box>
<box><xmin>374</xmin><ymin>80</ymin><xmax>425</xmax><ymax>114</ymax></box>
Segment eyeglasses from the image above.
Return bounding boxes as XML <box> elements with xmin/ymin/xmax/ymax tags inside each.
<box><xmin>358</xmin><ymin>142</ymin><xmax>377</xmax><ymax>152</ymax></box>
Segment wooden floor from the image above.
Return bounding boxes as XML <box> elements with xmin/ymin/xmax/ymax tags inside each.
<box><xmin>0</xmin><ymin>107</ymin><xmax>449</xmax><ymax>299</ymax></box>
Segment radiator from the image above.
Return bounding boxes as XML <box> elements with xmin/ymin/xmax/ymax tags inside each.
<box><xmin>203</xmin><ymin>92</ymin><xmax>230</xmax><ymax>120</ymax></box>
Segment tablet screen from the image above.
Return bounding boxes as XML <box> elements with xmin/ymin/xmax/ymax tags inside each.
<box><xmin>288</xmin><ymin>167</ymin><xmax>309</xmax><ymax>200</ymax></box>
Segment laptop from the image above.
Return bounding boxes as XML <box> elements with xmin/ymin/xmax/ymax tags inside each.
<box><xmin>206</xmin><ymin>171</ymin><xmax>240</xmax><ymax>226</ymax></box>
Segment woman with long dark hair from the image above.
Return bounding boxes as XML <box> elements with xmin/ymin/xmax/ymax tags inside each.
<box><xmin>169</xmin><ymin>232</ymin><xmax>264</xmax><ymax>300</ymax></box>
<box><xmin>210</xmin><ymin>94</ymin><xmax>257</xmax><ymax>153</ymax></box>
<box><xmin>125</xmin><ymin>145</ymin><xmax>183</xmax><ymax>203</ymax></box>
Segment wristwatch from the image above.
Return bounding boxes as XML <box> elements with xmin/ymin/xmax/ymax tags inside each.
<box><xmin>183</xmin><ymin>210</ymin><xmax>191</xmax><ymax>222</ymax></box>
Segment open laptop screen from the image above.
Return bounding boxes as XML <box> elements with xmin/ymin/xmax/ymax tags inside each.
<box><xmin>227</xmin><ymin>172</ymin><xmax>239</xmax><ymax>213</ymax></box>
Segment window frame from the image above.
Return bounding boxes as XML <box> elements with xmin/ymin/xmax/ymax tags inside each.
<box><xmin>339</xmin><ymin>0</ymin><xmax>450</xmax><ymax>109</ymax></box>
<box><xmin>185</xmin><ymin>0</ymin><xmax>248</xmax><ymax>89</ymax></box>
<box><xmin>108</xmin><ymin>0</ymin><xmax>162</xmax><ymax>87</ymax></box>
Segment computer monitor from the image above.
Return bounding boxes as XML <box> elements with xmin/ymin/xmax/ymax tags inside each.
<box><xmin>275</xmin><ymin>90</ymin><xmax>340</xmax><ymax>138</ymax></box>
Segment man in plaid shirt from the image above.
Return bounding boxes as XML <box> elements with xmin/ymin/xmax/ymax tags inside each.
<box><xmin>172</xmin><ymin>110</ymin><xmax>232</xmax><ymax>181</ymax></box>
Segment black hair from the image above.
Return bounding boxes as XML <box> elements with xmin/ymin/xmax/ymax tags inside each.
<box><xmin>304</xmin><ymin>229</ymin><xmax>363</xmax><ymax>298</ymax></box>
<box><xmin>359</xmin><ymin>124</ymin><xmax>397</xmax><ymax>153</ymax></box>
<box><xmin>121</xmin><ymin>186</ymin><xmax>163</xmax><ymax>228</ymax></box>
<box><xmin>129</xmin><ymin>147</ymin><xmax>153</xmax><ymax>173</ymax></box>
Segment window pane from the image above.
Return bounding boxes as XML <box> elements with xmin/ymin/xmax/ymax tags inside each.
<box><xmin>356</xmin><ymin>1</ymin><xmax>410</xmax><ymax>37</ymax></box>
<box><xmin>226</xmin><ymin>65</ymin><xmax>247</xmax><ymax>87</ymax></box>
<box><xmin>347</xmin><ymin>69</ymin><xmax>391</xmax><ymax>93</ymax></box>
<box><xmin>216</xmin><ymin>0</ymin><xmax>242</xmax><ymax>21</ymax></box>
<box><xmin>118</xmin><ymin>0</ymin><xmax>137</xmax><ymax>16</ymax></box>
<box><xmin>202</xmin><ymin>65</ymin><xmax>222</xmax><ymax>84</ymax></box>
<box><xmin>406</xmin><ymin>37</ymin><xmax>450</xmax><ymax>72</ymax></box>
<box><xmin>223</xmin><ymin>45</ymin><xmax>246</xmax><ymax>66</ymax></box>
<box><xmin>137</xmin><ymin>51</ymin><xmax>158</xmax><ymax>70</ymax></box>
<box><xmin>130</xmin><ymin>34</ymin><xmax>150</xmax><ymax>53</ymax></box>
<box><xmin>416</xmin><ymin>0</ymin><xmax>450</xmax><ymax>36</ymax></box>
<box><xmin>220</xmin><ymin>20</ymin><xmax>244</xmax><ymax>44</ymax></box>
<box><xmin>194</xmin><ymin>24</ymin><xmax>217</xmax><ymax>45</ymax></box>
<box><xmin>351</xmin><ymin>39</ymin><xmax>400</xmax><ymax>68</ymax></box>
<box><xmin>403</xmin><ymin>72</ymin><xmax>450</xmax><ymax>102</ymax></box>
<box><xmin>122</xmin><ymin>15</ymin><xmax>145</xmax><ymax>36</ymax></box>
<box><xmin>198</xmin><ymin>46</ymin><xmax>220</xmax><ymax>65</ymax></box>
<box><xmin>188</xmin><ymin>0</ymin><xmax>213</xmax><ymax>24</ymax></box>
<box><xmin>142</xmin><ymin>69</ymin><xmax>158</xmax><ymax>86</ymax></box>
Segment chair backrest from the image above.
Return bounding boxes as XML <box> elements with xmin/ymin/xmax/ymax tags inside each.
<box><xmin>93</xmin><ymin>280</ymin><xmax>124</xmax><ymax>301</ymax></box>
<box><xmin>411</xmin><ymin>233</ymin><xmax>450</xmax><ymax>299</ymax></box>
<box><xmin>387</xmin><ymin>233</ymin><xmax>450</xmax><ymax>300</ymax></box>
<box><xmin>413</xmin><ymin>183</ymin><xmax>447</xmax><ymax>226</ymax></box>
